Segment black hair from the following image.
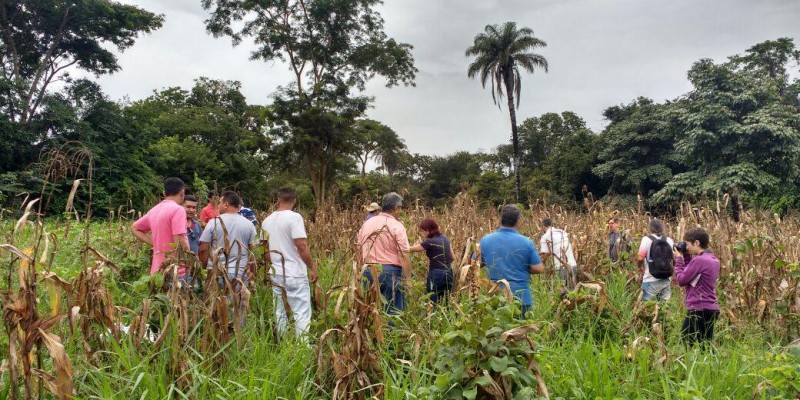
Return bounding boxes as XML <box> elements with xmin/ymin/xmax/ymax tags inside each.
<box><xmin>277</xmin><ymin>187</ymin><xmax>297</xmax><ymax>203</ymax></box>
<box><xmin>183</xmin><ymin>195</ymin><xmax>198</xmax><ymax>203</ymax></box>
<box><xmin>683</xmin><ymin>228</ymin><xmax>710</xmax><ymax>249</ymax></box>
<box><xmin>164</xmin><ymin>178</ymin><xmax>185</xmax><ymax>197</ymax></box>
<box><xmin>542</xmin><ymin>218</ymin><xmax>553</xmax><ymax>228</ymax></box>
<box><xmin>220</xmin><ymin>191</ymin><xmax>242</xmax><ymax>208</ymax></box>
<box><xmin>500</xmin><ymin>205</ymin><xmax>521</xmax><ymax>228</ymax></box>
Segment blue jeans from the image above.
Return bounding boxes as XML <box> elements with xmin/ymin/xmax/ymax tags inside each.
<box><xmin>426</xmin><ymin>268</ymin><xmax>453</xmax><ymax>304</ymax></box>
<box><xmin>558</xmin><ymin>266</ymin><xmax>579</xmax><ymax>288</ymax></box>
<box><xmin>363</xmin><ymin>265</ymin><xmax>405</xmax><ymax>314</ymax></box>
<box><xmin>642</xmin><ymin>279</ymin><xmax>671</xmax><ymax>301</ymax></box>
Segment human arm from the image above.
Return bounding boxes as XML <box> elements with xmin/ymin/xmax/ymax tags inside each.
<box><xmin>199</xmin><ymin>242</ymin><xmax>210</xmax><ymax>268</ymax></box>
<box><xmin>673</xmin><ymin>250</ymin><xmax>702</xmax><ymax>287</ymax></box>
<box><xmin>131</xmin><ymin>215</ymin><xmax>152</xmax><ymax>245</ymax></box>
<box><xmin>538</xmin><ymin>236</ymin><xmax>551</xmax><ymax>264</ymax></box>
<box><xmin>636</xmin><ymin>237</ymin><xmax>648</xmax><ymax>275</ymax></box>
<box><xmin>294</xmin><ymin>238</ymin><xmax>318</xmax><ymax>283</ymax></box>
<box><xmin>409</xmin><ymin>244</ymin><xmax>426</xmax><ymax>253</ymax></box>
<box><xmin>131</xmin><ymin>226</ymin><xmax>152</xmax><ymax>245</ymax></box>
<box><xmin>528</xmin><ymin>240</ymin><xmax>545</xmax><ymax>274</ymax></box>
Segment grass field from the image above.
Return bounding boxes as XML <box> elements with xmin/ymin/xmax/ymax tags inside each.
<box><xmin>2</xmin><ymin>196</ymin><xmax>800</xmax><ymax>399</ymax></box>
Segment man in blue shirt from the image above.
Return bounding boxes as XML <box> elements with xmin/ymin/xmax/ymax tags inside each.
<box><xmin>479</xmin><ymin>205</ymin><xmax>544</xmax><ymax>317</ymax></box>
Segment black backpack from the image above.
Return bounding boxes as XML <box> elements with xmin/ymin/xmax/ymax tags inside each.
<box><xmin>647</xmin><ymin>235</ymin><xmax>674</xmax><ymax>279</ymax></box>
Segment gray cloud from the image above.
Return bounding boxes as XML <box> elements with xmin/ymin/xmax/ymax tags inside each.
<box><xmin>86</xmin><ymin>0</ymin><xmax>800</xmax><ymax>156</ymax></box>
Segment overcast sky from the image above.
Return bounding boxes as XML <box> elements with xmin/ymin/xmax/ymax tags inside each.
<box><xmin>86</xmin><ymin>0</ymin><xmax>800</xmax><ymax>156</ymax></box>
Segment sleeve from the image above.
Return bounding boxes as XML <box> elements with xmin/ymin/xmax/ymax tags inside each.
<box><xmin>420</xmin><ymin>238</ymin><xmax>431</xmax><ymax>250</ymax></box>
<box><xmin>199</xmin><ymin>220</ymin><xmax>215</xmax><ymax>243</ymax></box>
<box><xmin>171</xmin><ymin>207</ymin><xmax>187</xmax><ymax>236</ymax></box>
<box><xmin>395</xmin><ymin>224</ymin><xmax>411</xmax><ymax>252</ymax></box>
<box><xmin>132</xmin><ymin>214</ymin><xmax>151</xmax><ymax>233</ymax></box>
<box><xmin>199</xmin><ymin>207</ymin><xmax>210</xmax><ymax>224</ymax></box>
<box><xmin>528</xmin><ymin>240</ymin><xmax>542</xmax><ymax>266</ymax></box>
<box><xmin>539</xmin><ymin>235</ymin><xmax>550</xmax><ymax>254</ymax></box>
<box><xmin>259</xmin><ymin>219</ymin><xmax>269</xmax><ymax>241</ymax></box>
<box><xmin>675</xmin><ymin>256</ymin><xmax>702</xmax><ymax>287</ymax></box>
<box><xmin>249</xmin><ymin>223</ymin><xmax>259</xmax><ymax>246</ymax></box>
<box><xmin>637</xmin><ymin>237</ymin><xmax>649</xmax><ymax>260</ymax></box>
<box><xmin>290</xmin><ymin>214</ymin><xmax>307</xmax><ymax>240</ymax></box>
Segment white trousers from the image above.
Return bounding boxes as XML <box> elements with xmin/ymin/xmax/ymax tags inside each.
<box><xmin>270</xmin><ymin>275</ymin><xmax>312</xmax><ymax>339</ymax></box>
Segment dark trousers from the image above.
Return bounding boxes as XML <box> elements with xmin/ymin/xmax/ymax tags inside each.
<box><xmin>426</xmin><ymin>268</ymin><xmax>453</xmax><ymax>304</ymax></box>
<box><xmin>363</xmin><ymin>265</ymin><xmax>405</xmax><ymax>314</ymax></box>
<box><xmin>681</xmin><ymin>309</ymin><xmax>719</xmax><ymax>345</ymax></box>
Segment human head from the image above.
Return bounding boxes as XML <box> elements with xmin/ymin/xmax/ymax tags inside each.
<box><xmin>164</xmin><ymin>177</ymin><xmax>186</xmax><ymax>202</ymax></box>
<box><xmin>683</xmin><ymin>228</ymin><xmax>710</xmax><ymax>255</ymax></box>
<box><xmin>541</xmin><ymin>218</ymin><xmax>553</xmax><ymax>233</ymax></box>
<box><xmin>648</xmin><ymin>218</ymin><xmax>664</xmax><ymax>236</ymax></box>
<box><xmin>419</xmin><ymin>218</ymin><xmax>441</xmax><ymax>238</ymax></box>
<box><xmin>183</xmin><ymin>195</ymin><xmax>198</xmax><ymax>219</ymax></box>
<box><xmin>381</xmin><ymin>192</ymin><xmax>403</xmax><ymax>214</ymax></box>
<box><xmin>365</xmin><ymin>202</ymin><xmax>380</xmax><ymax>214</ymax></box>
<box><xmin>217</xmin><ymin>191</ymin><xmax>242</xmax><ymax>214</ymax></box>
<box><xmin>208</xmin><ymin>190</ymin><xmax>218</xmax><ymax>204</ymax></box>
<box><xmin>500</xmin><ymin>205</ymin><xmax>521</xmax><ymax>228</ymax></box>
<box><xmin>277</xmin><ymin>187</ymin><xmax>297</xmax><ymax>207</ymax></box>
<box><xmin>607</xmin><ymin>217</ymin><xmax>620</xmax><ymax>232</ymax></box>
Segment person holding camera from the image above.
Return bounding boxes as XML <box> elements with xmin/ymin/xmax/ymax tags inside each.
<box><xmin>673</xmin><ymin>228</ymin><xmax>720</xmax><ymax>346</ymax></box>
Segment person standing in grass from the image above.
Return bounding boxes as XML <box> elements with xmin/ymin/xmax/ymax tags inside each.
<box><xmin>132</xmin><ymin>177</ymin><xmax>190</xmax><ymax>275</ymax></box>
<box><xmin>607</xmin><ymin>217</ymin><xmax>621</xmax><ymax>262</ymax></box>
<box><xmin>673</xmin><ymin>228</ymin><xmax>720</xmax><ymax>346</ymax></box>
<box><xmin>409</xmin><ymin>218</ymin><xmax>455</xmax><ymax>303</ymax></box>
<box><xmin>183</xmin><ymin>195</ymin><xmax>202</xmax><ymax>254</ymax></box>
<box><xmin>357</xmin><ymin>192</ymin><xmax>411</xmax><ymax>314</ymax></box>
<box><xmin>539</xmin><ymin>218</ymin><xmax>578</xmax><ymax>289</ymax></box>
<box><xmin>200</xmin><ymin>190</ymin><xmax>220</xmax><ymax>226</ymax></box>
<box><xmin>479</xmin><ymin>205</ymin><xmax>545</xmax><ymax>317</ymax></box>
<box><xmin>262</xmin><ymin>187</ymin><xmax>318</xmax><ymax>338</ymax></box>
<box><xmin>637</xmin><ymin>219</ymin><xmax>674</xmax><ymax>302</ymax></box>
<box><xmin>199</xmin><ymin>191</ymin><xmax>259</xmax><ymax>284</ymax></box>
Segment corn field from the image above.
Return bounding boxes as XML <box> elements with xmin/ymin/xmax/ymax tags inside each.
<box><xmin>1</xmin><ymin>194</ymin><xmax>800</xmax><ymax>399</ymax></box>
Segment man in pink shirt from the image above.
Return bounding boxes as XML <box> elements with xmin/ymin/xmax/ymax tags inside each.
<box><xmin>131</xmin><ymin>178</ymin><xmax>191</xmax><ymax>275</ymax></box>
<box><xmin>357</xmin><ymin>192</ymin><xmax>410</xmax><ymax>313</ymax></box>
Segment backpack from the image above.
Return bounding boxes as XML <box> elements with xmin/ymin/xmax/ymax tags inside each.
<box><xmin>647</xmin><ymin>235</ymin><xmax>674</xmax><ymax>279</ymax></box>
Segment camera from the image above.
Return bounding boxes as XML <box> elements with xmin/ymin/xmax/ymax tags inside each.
<box><xmin>674</xmin><ymin>241</ymin><xmax>688</xmax><ymax>253</ymax></box>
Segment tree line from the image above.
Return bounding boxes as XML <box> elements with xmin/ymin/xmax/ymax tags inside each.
<box><xmin>1</xmin><ymin>1</ymin><xmax>798</xmax><ymax>217</ymax></box>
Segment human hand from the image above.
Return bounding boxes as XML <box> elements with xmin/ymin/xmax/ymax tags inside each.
<box><xmin>672</xmin><ymin>248</ymin><xmax>683</xmax><ymax>259</ymax></box>
<box><xmin>309</xmin><ymin>268</ymin><xmax>318</xmax><ymax>283</ymax></box>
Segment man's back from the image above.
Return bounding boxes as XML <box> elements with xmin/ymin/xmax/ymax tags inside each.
<box><xmin>539</xmin><ymin>228</ymin><xmax>577</xmax><ymax>269</ymax></box>
<box><xmin>480</xmin><ymin>227</ymin><xmax>541</xmax><ymax>306</ymax></box>
<box><xmin>263</xmin><ymin>210</ymin><xmax>308</xmax><ymax>277</ymax></box>
<box><xmin>357</xmin><ymin>213</ymin><xmax>410</xmax><ymax>266</ymax></box>
<box><xmin>133</xmin><ymin>200</ymin><xmax>187</xmax><ymax>274</ymax></box>
<box><xmin>200</xmin><ymin>213</ymin><xmax>257</xmax><ymax>278</ymax></box>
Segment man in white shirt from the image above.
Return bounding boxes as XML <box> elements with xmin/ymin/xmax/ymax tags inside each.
<box><xmin>539</xmin><ymin>218</ymin><xmax>578</xmax><ymax>289</ymax></box>
<box><xmin>637</xmin><ymin>218</ymin><xmax>674</xmax><ymax>302</ymax></box>
<box><xmin>262</xmin><ymin>187</ymin><xmax>318</xmax><ymax>338</ymax></box>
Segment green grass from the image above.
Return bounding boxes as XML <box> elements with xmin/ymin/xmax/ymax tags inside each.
<box><xmin>0</xmin><ymin>219</ymin><xmax>795</xmax><ymax>399</ymax></box>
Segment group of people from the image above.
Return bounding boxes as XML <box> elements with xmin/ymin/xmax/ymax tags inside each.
<box><xmin>131</xmin><ymin>178</ymin><xmax>316</xmax><ymax>338</ymax></box>
<box><xmin>356</xmin><ymin>194</ymin><xmax>721</xmax><ymax>346</ymax></box>
<box><xmin>132</xmin><ymin>179</ymin><xmax>721</xmax><ymax>346</ymax></box>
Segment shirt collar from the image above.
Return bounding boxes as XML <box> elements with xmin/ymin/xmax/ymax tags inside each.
<box><xmin>377</xmin><ymin>212</ymin><xmax>397</xmax><ymax>220</ymax></box>
<box><xmin>497</xmin><ymin>227</ymin><xmax>518</xmax><ymax>233</ymax></box>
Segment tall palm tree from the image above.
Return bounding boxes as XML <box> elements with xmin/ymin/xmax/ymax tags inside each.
<box><xmin>466</xmin><ymin>22</ymin><xmax>548</xmax><ymax>203</ymax></box>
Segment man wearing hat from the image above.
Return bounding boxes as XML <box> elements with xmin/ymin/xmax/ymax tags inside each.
<box><xmin>365</xmin><ymin>202</ymin><xmax>381</xmax><ymax>221</ymax></box>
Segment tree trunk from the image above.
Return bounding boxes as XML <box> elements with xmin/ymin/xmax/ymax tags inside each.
<box><xmin>504</xmin><ymin>72</ymin><xmax>521</xmax><ymax>203</ymax></box>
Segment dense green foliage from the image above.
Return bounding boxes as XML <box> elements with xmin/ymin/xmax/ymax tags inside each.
<box><xmin>1</xmin><ymin>2</ymin><xmax>798</xmax><ymax>215</ymax></box>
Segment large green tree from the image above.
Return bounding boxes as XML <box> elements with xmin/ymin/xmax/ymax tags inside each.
<box><xmin>465</xmin><ymin>22</ymin><xmax>548</xmax><ymax>203</ymax></box>
<box><xmin>654</xmin><ymin>50</ymin><xmax>800</xmax><ymax>218</ymax></box>
<box><xmin>202</xmin><ymin>0</ymin><xmax>416</xmax><ymax>203</ymax></box>
<box><xmin>593</xmin><ymin>98</ymin><xmax>680</xmax><ymax>197</ymax></box>
<box><xmin>0</xmin><ymin>0</ymin><xmax>163</xmax><ymax>171</ymax></box>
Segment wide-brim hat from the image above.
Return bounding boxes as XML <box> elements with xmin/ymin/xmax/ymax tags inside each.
<box><xmin>365</xmin><ymin>202</ymin><xmax>380</xmax><ymax>212</ymax></box>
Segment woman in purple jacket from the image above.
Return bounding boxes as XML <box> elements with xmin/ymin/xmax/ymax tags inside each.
<box><xmin>673</xmin><ymin>228</ymin><xmax>720</xmax><ymax>345</ymax></box>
